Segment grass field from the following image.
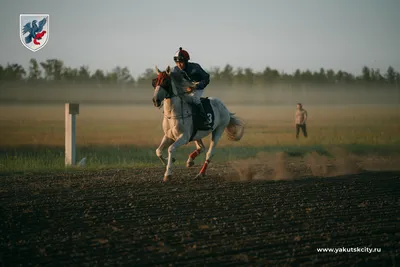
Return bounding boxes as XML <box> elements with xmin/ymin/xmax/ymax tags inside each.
<box><xmin>0</xmin><ymin>103</ymin><xmax>399</xmax><ymax>173</ymax></box>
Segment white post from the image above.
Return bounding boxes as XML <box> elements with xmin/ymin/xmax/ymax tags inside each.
<box><xmin>65</xmin><ymin>103</ymin><xmax>79</xmax><ymax>166</ymax></box>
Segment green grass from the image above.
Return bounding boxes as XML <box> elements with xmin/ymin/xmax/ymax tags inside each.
<box><xmin>1</xmin><ymin>104</ymin><xmax>399</xmax><ymax>174</ymax></box>
<box><xmin>1</xmin><ymin>143</ymin><xmax>399</xmax><ymax>175</ymax></box>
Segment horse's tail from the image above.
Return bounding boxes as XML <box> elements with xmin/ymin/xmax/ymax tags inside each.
<box><xmin>225</xmin><ymin>112</ymin><xmax>245</xmax><ymax>141</ymax></box>
<box><xmin>213</xmin><ymin>98</ymin><xmax>245</xmax><ymax>141</ymax></box>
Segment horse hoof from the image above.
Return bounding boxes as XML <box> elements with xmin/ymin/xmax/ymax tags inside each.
<box><xmin>163</xmin><ymin>175</ymin><xmax>171</xmax><ymax>182</ymax></box>
<box><xmin>186</xmin><ymin>161</ymin><xmax>194</xmax><ymax>168</ymax></box>
<box><xmin>194</xmin><ymin>173</ymin><xmax>205</xmax><ymax>179</ymax></box>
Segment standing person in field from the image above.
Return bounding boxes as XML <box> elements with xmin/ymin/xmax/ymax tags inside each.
<box><xmin>295</xmin><ymin>103</ymin><xmax>308</xmax><ymax>139</ymax></box>
<box><xmin>172</xmin><ymin>47</ymin><xmax>212</xmax><ymax>129</ymax></box>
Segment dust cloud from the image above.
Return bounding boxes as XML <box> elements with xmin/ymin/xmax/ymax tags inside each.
<box><xmin>228</xmin><ymin>148</ymin><xmax>400</xmax><ymax>181</ymax></box>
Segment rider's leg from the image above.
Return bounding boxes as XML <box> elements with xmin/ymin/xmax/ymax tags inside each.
<box><xmin>192</xmin><ymin>90</ymin><xmax>211</xmax><ymax>128</ymax></box>
<box><xmin>194</xmin><ymin>89</ymin><xmax>204</xmax><ymax>98</ymax></box>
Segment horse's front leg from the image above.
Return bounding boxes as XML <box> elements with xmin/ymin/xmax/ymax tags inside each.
<box><xmin>164</xmin><ymin>134</ymin><xmax>188</xmax><ymax>182</ymax></box>
<box><xmin>156</xmin><ymin>135</ymin><xmax>174</xmax><ymax>166</ymax></box>
<box><xmin>186</xmin><ymin>139</ymin><xmax>205</xmax><ymax>168</ymax></box>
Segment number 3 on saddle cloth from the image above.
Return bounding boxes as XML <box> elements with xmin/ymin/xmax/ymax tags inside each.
<box><xmin>190</xmin><ymin>97</ymin><xmax>215</xmax><ymax>141</ymax></box>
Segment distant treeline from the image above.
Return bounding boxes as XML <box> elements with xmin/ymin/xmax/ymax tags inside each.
<box><xmin>0</xmin><ymin>58</ymin><xmax>399</xmax><ymax>89</ymax></box>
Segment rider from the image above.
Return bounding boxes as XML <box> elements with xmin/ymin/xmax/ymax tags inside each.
<box><xmin>172</xmin><ymin>47</ymin><xmax>212</xmax><ymax>129</ymax></box>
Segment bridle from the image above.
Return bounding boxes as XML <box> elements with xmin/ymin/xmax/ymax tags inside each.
<box><xmin>155</xmin><ymin>73</ymin><xmax>192</xmax><ymax>121</ymax></box>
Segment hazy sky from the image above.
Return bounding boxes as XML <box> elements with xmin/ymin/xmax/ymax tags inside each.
<box><xmin>1</xmin><ymin>0</ymin><xmax>399</xmax><ymax>79</ymax></box>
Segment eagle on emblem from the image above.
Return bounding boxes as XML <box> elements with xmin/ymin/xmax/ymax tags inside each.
<box><xmin>22</xmin><ymin>17</ymin><xmax>48</xmax><ymax>45</ymax></box>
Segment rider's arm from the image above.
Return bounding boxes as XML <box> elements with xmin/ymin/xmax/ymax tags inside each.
<box><xmin>193</xmin><ymin>63</ymin><xmax>210</xmax><ymax>90</ymax></box>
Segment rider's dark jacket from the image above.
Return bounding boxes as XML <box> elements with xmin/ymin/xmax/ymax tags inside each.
<box><xmin>171</xmin><ymin>62</ymin><xmax>210</xmax><ymax>90</ymax></box>
<box><xmin>152</xmin><ymin>62</ymin><xmax>210</xmax><ymax>90</ymax></box>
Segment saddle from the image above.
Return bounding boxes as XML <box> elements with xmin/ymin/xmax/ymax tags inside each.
<box><xmin>189</xmin><ymin>97</ymin><xmax>214</xmax><ymax>141</ymax></box>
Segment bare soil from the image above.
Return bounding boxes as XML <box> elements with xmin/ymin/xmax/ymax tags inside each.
<box><xmin>0</xmin><ymin>165</ymin><xmax>399</xmax><ymax>266</ymax></box>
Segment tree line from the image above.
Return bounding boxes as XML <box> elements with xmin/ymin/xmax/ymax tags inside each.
<box><xmin>0</xmin><ymin>58</ymin><xmax>399</xmax><ymax>89</ymax></box>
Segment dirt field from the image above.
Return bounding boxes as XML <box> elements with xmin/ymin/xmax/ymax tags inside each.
<box><xmin>1</xmin><ymin>165</ymin><xmax>399</xmax><ymax>266</ymax></box>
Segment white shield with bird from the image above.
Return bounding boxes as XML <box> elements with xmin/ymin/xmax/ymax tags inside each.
<box><xmin>20</xmin><ymin>14</ymin><xmax>49</xmax><ymax>52</ymax></box>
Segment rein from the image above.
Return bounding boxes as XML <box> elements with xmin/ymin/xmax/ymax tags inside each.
<box><xmin>156</xmin><ymin>72</ymin><xmax>194</xmax><ymax>122</ymax></box>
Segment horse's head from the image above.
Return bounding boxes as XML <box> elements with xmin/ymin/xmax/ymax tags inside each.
<box><xmin>152</xmin><ymin>65</ymin><xmax>200</xmax><ymax>107</ymax></box>
<box><xmin>152</xmin><ymin>66</ymin><xmax>173</xmax><ymax>108</ymax></box>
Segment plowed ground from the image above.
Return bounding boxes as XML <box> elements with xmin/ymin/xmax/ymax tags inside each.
<box><xmin>1</xmin><ymin>166</ymin><xmax>399</xmax><ymax>266</ymax></box>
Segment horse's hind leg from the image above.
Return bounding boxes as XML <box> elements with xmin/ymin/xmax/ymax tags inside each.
<box><xmin>186</xmin><ymin>139</ymin><xmax>205</xmax><ymax>168</ymax></box>
<box><xmin>195</xmin><ymin>126</ymin><xmax>225</xmax><ymax>179</ymax></box>
<box><xmin>156</xmin><ymin>135</ymin><xmax>174</xmax><ymax>166</ymax></box>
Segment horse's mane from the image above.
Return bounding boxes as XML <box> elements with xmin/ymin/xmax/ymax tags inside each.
<box><xmin>169</xmin><ymin>70</ymin><xmax>194</xmax><ymax>95</ymax></box>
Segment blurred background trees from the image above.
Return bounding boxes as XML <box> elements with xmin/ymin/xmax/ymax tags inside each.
<box><xmin>1</xmin><ymin>58</ymin><xmax>399</xmax><ymax>90</ymax></box>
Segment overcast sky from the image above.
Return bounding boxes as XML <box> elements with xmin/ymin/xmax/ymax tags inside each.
<box><xmin>1</xmin><ymin>0</ymin><xmax>399</xmax><ymax>78</ymax></box>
